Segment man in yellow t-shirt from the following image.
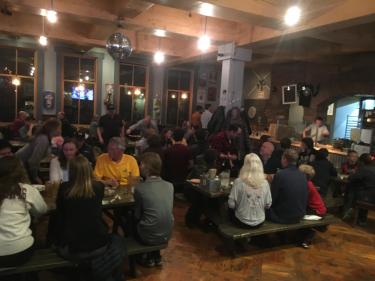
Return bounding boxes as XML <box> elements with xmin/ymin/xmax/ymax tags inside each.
<box><xmin>94</xmin><ymin>137</ymin><xmax>139</xmax><ymax>186</ymax></box>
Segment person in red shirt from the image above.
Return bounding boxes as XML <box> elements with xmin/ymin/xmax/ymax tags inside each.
<box><xmin>298</xmin><ymin>164</ymin><xmax>327</xmax><ymax>248</ymax></box>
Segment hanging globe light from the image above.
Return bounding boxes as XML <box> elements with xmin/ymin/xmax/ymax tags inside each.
<box><xmin>106</xmin><ymin>32</ymin><xmax>132</xmax><ymax>61</ymax></box>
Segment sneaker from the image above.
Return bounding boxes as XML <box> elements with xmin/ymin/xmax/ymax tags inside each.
<box><xmin>301</xmin><ymin>242</ymin><xmax>309</xmax><ymax>249</ymax></box>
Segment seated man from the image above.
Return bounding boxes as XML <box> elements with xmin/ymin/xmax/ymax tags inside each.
<box><xmin>259</xmin><ymin>141</ymin><xmax>282</xmax><ymax>174</ymax></box>
<box><xmin>341</xmin><ymin>149</ymin><xmax>358</xmax><ymax>175</ymax></box>
<box><xmin>267</xmin><ymin>149</ymin><xmax>308</xmax><ymax>224</ymax></box>
<box><xmin>94</xmin><ymin>137</ymin><xmax>139</xmax><ymax>186</ymax></box>
<box><xmin>163</xmin><ymin>128</ymin><xmax>193</xmax><ymax>191</ymax></box>
<box><xmin>126</xmin><ymin>115</ymin><xmax>158</xmax><ymax>135</ymax></box>
<box><xmin>134</xmin><ymin>152</ymin><xmax>174</xmax><ymax>267</ymax></box>
<box><xmin>310</xmin><ymin>149</ymin><xmax>337</xmax><ymax>196</ymax></box>
<box><xmin>209</xmin><ymin>124</ymin><xmax>242</xmax><ymax>175</ymax></box>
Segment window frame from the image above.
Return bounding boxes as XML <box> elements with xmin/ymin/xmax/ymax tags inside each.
<box><xmin>166</xmin><ymin>68</ymin><xmax>194</xmax><ymax>126</ymax></box>
<box><xmin>61</xmin><ymin>54</ymin><xmax>98</xmax><ymax>125</ymax></box>
<box><xmin>118</xmin><ymin>63</ymin><xmax>149</xmax><ymax>122</ymax></box>
<box><xmin>0</xmin><ymin>46</ymin><xmax>37</xmax><ymax>121</ymax></box>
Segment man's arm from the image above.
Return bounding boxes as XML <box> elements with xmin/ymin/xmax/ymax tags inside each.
<box><xmin>97</xmin><ymin>127</ymin><xmax>104</xmax><ymax>144</ymax></box>
<box><xmin>302</xmin><ymin>124</ymin><xmax>312</xmax><ymax>138</ymax></box>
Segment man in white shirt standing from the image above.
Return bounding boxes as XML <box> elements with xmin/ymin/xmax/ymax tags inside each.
<box><xmin>201</xmin><ymin>104</ymin><xmax>213</xmax><ymax>129</ymax></box>
<box><xmin>303</xmin><ymin>116</ymin><xmax>330</xmax><ymax>143</ymax></box>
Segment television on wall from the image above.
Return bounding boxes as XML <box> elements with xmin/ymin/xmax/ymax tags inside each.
<box><xmin>72</xmin><ymin>87</ymin><xmax>94</xmax><ymax>101</ymax></box>
<box><xmin>282</xmin><ymin>84</ymin><xmax>298</xmax><ymax>104</ymax></box>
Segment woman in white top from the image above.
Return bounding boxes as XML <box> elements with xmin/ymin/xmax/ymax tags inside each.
<box><xmin>0</xmin><ymin>156</ymin><xmax>47</xmax><ymax>267</ymax></box>
<box><xmin>228</xmin><ymin>153</ymin><xmax>272</xmax><ymax>228</ymax></box>
<box><xmin>49</xmin><ymin>139</ymin><xmax>79</xmax><ymax>183</ymax></box>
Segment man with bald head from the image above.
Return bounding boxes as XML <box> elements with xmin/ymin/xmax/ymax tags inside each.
<box><xmin>259</xmin><ymin>141</ymin><xmax>282</xmax><ymax>174</ymax></box>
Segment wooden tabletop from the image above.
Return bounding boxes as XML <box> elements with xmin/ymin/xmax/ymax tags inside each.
<box><xmin>187</xmin><ymin>181</ymin><xmax>231</xmax><ymax>198</ymax></box>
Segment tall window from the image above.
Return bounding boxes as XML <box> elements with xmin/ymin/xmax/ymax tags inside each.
<box><xmin>119</xmin><ymin>64</ymin><xmax>147</xmax><ymax>122</ymax></box>
<box><xmin>166</xmin><ymin>69</ymin><xmax>192</xmax><ymax>126</ymax></box>
<box><xmin>0</xmin><ymin>47</ymin><xmax>36</xmax><ymax>122</ymax></box>
<box><xmin>63</xmin><ymin>56</ymin><xmax>96</xmax><ymax>124</ymax></box>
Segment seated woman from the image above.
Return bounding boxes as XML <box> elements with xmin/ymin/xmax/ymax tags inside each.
<box><xmin>0</xmin><ymin>156</ymin><xmax>47</xmax><ymax>267</ymax></box>
<box><xmin>49</xmin><ymin>139</ymin><xmax>79</xmax><ymax>183</ymax></box>
<box><xmin>228</xmin><ymin>153</ymin><xmax>272</xmax><ymax>228</ymax></box>
<box><xmin>16</xmin><ymin>118</ymin><xmax>61</xmax><ymax>184</ymax></box>
<box><xmin>298</xmin><ymin>164</ymin><xmax>327</xmax><ymax>248</ymax></box>
<box><xmin>54</xmin><ymin>155</ymin><xmax>125</xmax><ymax>280</ymax></box>
<box><xmin>134</xmin><ymin>152</ymin><xmax>174</xmax><ymax>267</ymax></box>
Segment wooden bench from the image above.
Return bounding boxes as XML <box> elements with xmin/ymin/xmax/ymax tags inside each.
<box><xmin>218</xmin><ymin>214</ymin><xmax>339</xmax><ymax>255</ymax></box>
<box><xmin>0</xmin><ymin>238</ymin><xmax>167</xmax><ymax>278</ymax></box>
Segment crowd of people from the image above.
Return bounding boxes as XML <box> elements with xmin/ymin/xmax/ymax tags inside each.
<box><xmin>0</xmin><ymin>105</ymin><xmax>374</xmax><ymax>279</ymax></box>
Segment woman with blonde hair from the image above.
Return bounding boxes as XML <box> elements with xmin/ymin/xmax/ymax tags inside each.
<box><xmin>228</xmin><ymin>153</ymin><xmax>272</xmax><ymax>228</ymax></box>
<box><xmin>54</xmin><ymin>155</ymin><xmax>126</xmax><ymax>281</ymax></box>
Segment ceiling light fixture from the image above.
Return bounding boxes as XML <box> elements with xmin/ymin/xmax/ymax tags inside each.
<box><xmin>154</xmin><ymin>29</ymin><xmax>166</xmax><ymax>37</ymax></box>
<box><xmin>284</xmin><ymin>6</ymin><xmax>301</xmax><ymax>27</ymax></box>
<box><xmin>154</xmin><ymin>51</ymin><xmax>165</xmax><ymax>64</ymax></box>
<box><xmin>197</xmin><ymin>17</ymin><xmax>211</xmax><ymax>52</ymax></box>
<box><xmin>39</xmin><ymin>16</ymin><xmax>48</xmax><ymax>46</ymax></box>
<box><xmin>199</xmin><ymin>3</ymin><xmax>214</xmax><ymax>17</ymax></box>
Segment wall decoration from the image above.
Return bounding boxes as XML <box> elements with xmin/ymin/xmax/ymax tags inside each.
<box><xmin>207</xmin><ymin>86</ymin><xmax>217</xmax><ymax>102</ymax></box>
<box><xmin>42</xmin><ymin>91</ymin><xmax>56</xmax><ymax>115</ymax></box>
<box><xmin>197</xmin><ymin>87</ymin><xmax>205</xmax><ymax>104</ymax></box>
<box><xmin>104</xmin><ymin>83</ymin><xmax>115</xmax><ymax>107</ymax></box>
<box><xmin>246</xmin><ymin>69</ymin><xmax>271</xmax><ymax>100</ymax></box>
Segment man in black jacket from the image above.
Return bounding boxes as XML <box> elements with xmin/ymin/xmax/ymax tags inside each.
<box><xmin>267</xmin><ymin>149</ymin><xmax>308</xmax><ymax>224</ymax></box>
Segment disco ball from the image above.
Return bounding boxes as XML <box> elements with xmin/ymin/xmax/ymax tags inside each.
<box><xmin>106</xmin><ymin>32</ymin><xmax>132</xmax><ymax>60</ymax></box>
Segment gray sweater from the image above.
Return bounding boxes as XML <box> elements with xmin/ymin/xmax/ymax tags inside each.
<box><xmin>134</xmin><ymin>177</ymin><xmax>174</xmax><ymax>245</ymax></box>
<box><xmin>16</xmin><ymin>134</ymin><xmax>50</xmax><ymax>181</ymax></box>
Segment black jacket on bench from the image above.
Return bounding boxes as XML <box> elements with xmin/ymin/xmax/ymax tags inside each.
<box><xmin>268</xmin><ymin>165</ymin><xmax>308</xmax><ymax>224</ymax></box>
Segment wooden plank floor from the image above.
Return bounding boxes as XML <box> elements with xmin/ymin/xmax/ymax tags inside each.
<box><xmin>37</xmin><ymin>201</ymin><xmax>375</xmax><ymax>281</ymax></box>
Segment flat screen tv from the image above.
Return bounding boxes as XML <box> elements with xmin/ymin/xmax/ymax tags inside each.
<box><xmin>72</xmin><ymin>87</ymin><xmax>94</xmax><ymax>101</ymax></box>
<box><xmin>282</xmin><ymin>84</ymin><xmax>298</xmax><ymax>104</ymax></box>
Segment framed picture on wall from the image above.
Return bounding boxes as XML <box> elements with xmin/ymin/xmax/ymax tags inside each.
<box><xmin>42</xmin><ymin>91</ymin><xmax>56</xmax><ymax>115</ymax></box>
<box><xmin>207</xmin><ymin>86</ymin><xmax>217</xmax><ymax>102</ymax></box>
<box><xmin>197</xmin><ymin>87</ymin><xmax>205</xmax><ymax>104</ymax></box>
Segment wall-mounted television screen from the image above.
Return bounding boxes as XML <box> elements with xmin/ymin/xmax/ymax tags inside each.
<box><xmin>72</xmin><ymin>87</ymin><xmax>94</xmax><ymax>101</ymax></box>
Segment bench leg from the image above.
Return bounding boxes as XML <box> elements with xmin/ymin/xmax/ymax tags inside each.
<box><xmin>128</xmin><ymin>256</ymin><xmax>137</xmax><ymax>278</ymax></box>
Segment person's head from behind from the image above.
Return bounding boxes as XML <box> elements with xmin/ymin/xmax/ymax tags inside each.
<box><xmin>107</xmin><ymin>137</ymin><xmax>125</xmax><ymax>162</ymax></box>
<box><xmin>301</xmin><ymin>137</ymin><xmax>314</xmax><ymax>151</ymax></box>
<box><xmin>239</xmin><ymin>153</ymin><xmax>266</xmax><ymax>188</ymax></box>
<box><xmin>38</xmin><ymin>118</ymin><xmax>61</xmax><ymax>139</ymax></box>
<box><xmin>230</xmin><ymin>107</ymin><xmax>241</xmax><ymax>120</ymax></box>
<box><xmin>106</xmin><ymin>104</ymin><xmax>115</xmax><ymax>115</ymax></box>
<box><xmin>280</xmin><ymin>137</ymin><xmax>291</xmax><ymax>150</ymax></box>
<box><xmin>146</xmin><ymin>134</ymin><xmax>162</xmax><ymax>149</ymax></box>
<box><xmin>299</xmin><ymin>164</ymin><xmax>315</xmax><ymax>180</ymax></box>
<box><xmin>18</xmin><ymin>111</ymin><xmax>29</xmax><ymax>121</ymax></box>
<box><xmin>260</xmin><ymin>141</ymin><xmax>274</xmax><ymax>159</ymax></box>
<box><xmin>347</xmin><ymin>150</ymin><xmax>358</xmax><ymax>165</ymax></box>
<box><xmin>282</xmin><ymin>149</ymin><xmax>299</xmax><ymax>168</ymax></box>
<box><xmin>358</xmin><ymin>153</ymin><xmax>373</xmax><ymax>167</ymax></box>
<box><xmin>226</xmin><ymin>124</ymin><xmax>242</xmax><ymax>140</ymax></box>
<box><xmin>73</xmin><ymin>130</ymin><xmax>86</xmax><ymax>148</ymax></box>
<box><xmin>140</xmin><ymin>152</ymin><xmax>162</xmax><ymax>178</ymax></box>
<box><xmin>67</xmin><ymin>155</ymin><xmax>94</xmax><ymax>198</ymax></box>
<box><xmin>0</xmin><ymin>156</ymin><xmax>29</xmax><ymax>206</ymax></box>
<box><xmin>196</xmin><ymin>105</ymin><xmax>203</xmax><ymax>113</ymax></box>
<box><xmin>204</xmin><ymin>149</ymin><xmax>218</xmax><ymax>168</ymax></box>
<box><xmin>205</xmin><ymin>104</ymin><xmax>212</xmax><ymax>112</ymax></box>
<box><xmin>57</xmin><ymin>111</ymin><xmax>65</xmax><ymax>120</ymax></box>
<box><xmin>0</xmin><ymin>140</ymin><xmax>13</xmax><ymax>158</ymax></box>
<box><xmin>172</xmin><ymin>128</ymin><xmax>185</xmax><ymax>143</ymax></box>
<box><xmin>314</xmin><ymin>117</ymin><xmax>324</xmax><ymax>127</ymax></box>
<box><xmin>316</xmin><ymin>148</ymin><xmax>329</xmax><ymax>160</ymax></box>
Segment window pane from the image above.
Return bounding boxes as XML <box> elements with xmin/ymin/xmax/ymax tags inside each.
<box><xmin>81</xmin><ymin>58</ymin><xmax>95</xmax><ymax>82</ymax></box>
<box><xmin>166</xmin><ymin>91</ymin><xmax>178</xmax><ymax>125</ymax></box>
<box><xmin>133</xmin><ymin>89</ymin><xmax>145</xmax><ymax>121</ymax></box>
<box><xmin>0</xmin><ymin>76</ymin><xmax>16</xmax><ymax>121</ymax></box>
<box><xmin>63</xmin><ymin>81</ymin><xmax>78</xmax><ymax>124</ymax></box>
<box><xmin>180</xmin><ymin>71</ymin><xmax>191</xmax><ymax>91</ymax></box>
<box><xmin>168</xmin><ymin>70</ymin><xmax>179</xmax><ymax>90</ymax></box>
<box><xmin>178</xmin><ymin>92</ymin><xmax>190</xmax><ymax>125</ymax></box>
<box><xmin>120</xmin><ymin>64</ymin><xmax>133</xmax><ymax>85</ymax></box>
<box><xmin>0</xmin><ymin>47</ymin><xmax>16</xmax><ymax>75</ymax></box>
<box><xmin>134</xmin><ymin>65</ymin><xmax>146</xmax><ymax>87</ymax></box>
<box><xmin>119</xmin><ymin>87</ymin><xmax>132</xmax><ymax>122</ymax></box>
<box><xmin>64</xmin><ymin>57</ymin><xmax>79</xmax><ymax>81</ymax></box>
<box><xmin>79</xmin><ymin>83</ymin><xmax>94</xmax><ymax>124</ymax></box>
<box><xmin>17</xmin><ymin>49</ymin><xmax>35</xmax><ymax>77</ymax></box>
<box><xmin>17</xmin><ymin>78</ymin><xmax>34</xmax><ymax>116</ymax></box>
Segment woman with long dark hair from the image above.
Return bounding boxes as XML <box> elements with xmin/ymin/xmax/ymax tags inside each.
<box><xmin>0</xmin><ymin>156</ymin><xmax>47</xmax><ymax>267</ymax></box>
<box><xmin>16</xmin><ymin>118</ymin><xmax>61</xmax><ymax>184</ymax></box>
<box><xmin>49</xmin><ymin>139</ymin><xmax>79</xmax><ymax>183</ymax></box>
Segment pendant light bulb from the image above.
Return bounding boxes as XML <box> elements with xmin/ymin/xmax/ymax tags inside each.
<box><xmin>153</xmin><ymin>51</ymin><xmax>165</xmax><ymax>64</ymax></box>
<box><xmin>197</xmin><ymin>35</ymin><xmax>211</xmax><ymax>52</ymax></box>
<box><xmin>39</xmin><ymin>35</ymin><xmax>48</xmax><ymax>46</ymax></box>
